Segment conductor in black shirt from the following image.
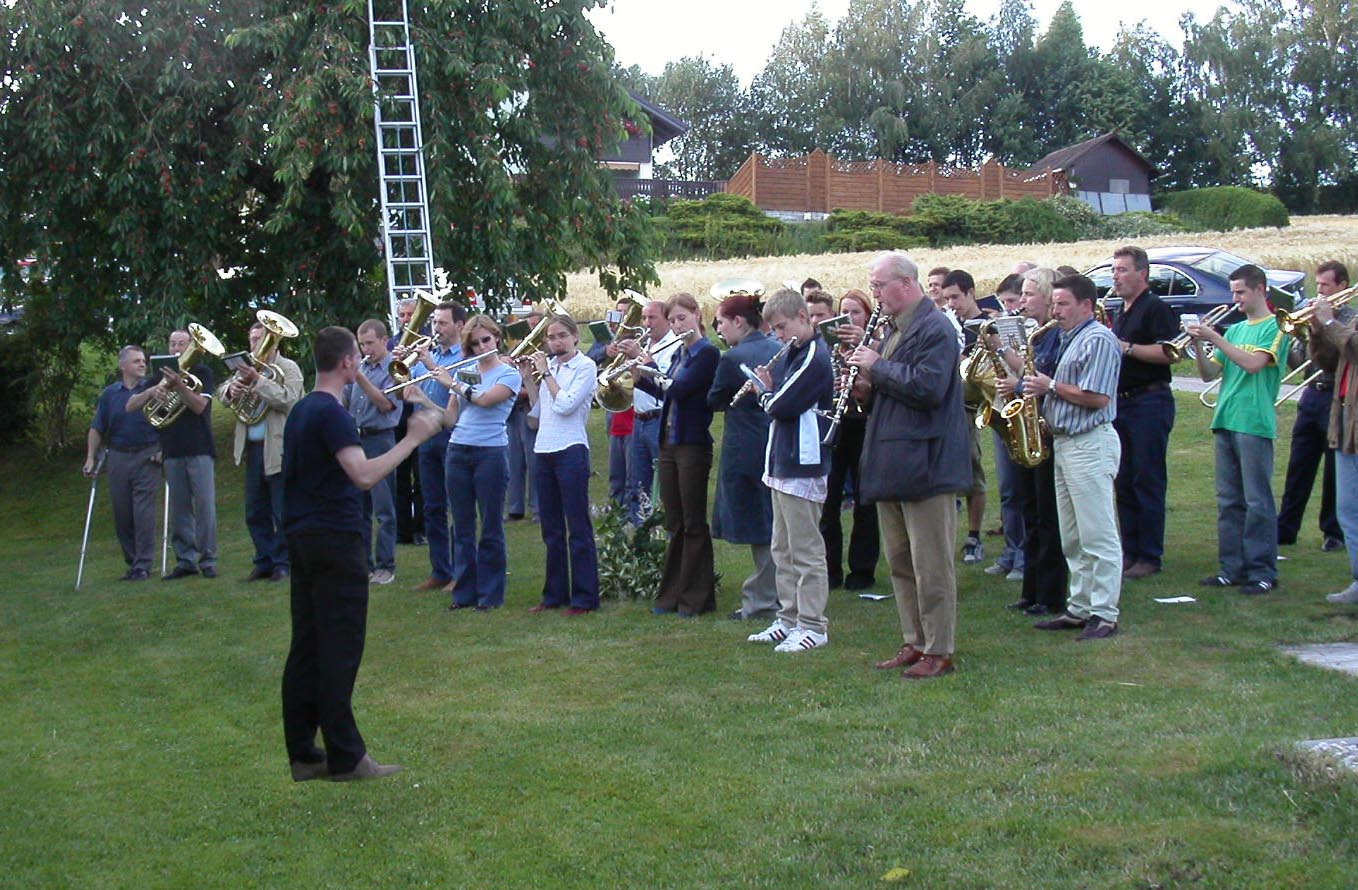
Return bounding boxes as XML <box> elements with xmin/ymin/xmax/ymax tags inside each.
<box><xmin>1108</xmin><ymin>246</ymin><xmax>1179</xmax><ymax>579</ymax></box>
<box><xmin>280</xmin><ymin>326</ymin><xmax>444</xmax><ymax>783</ymax></box>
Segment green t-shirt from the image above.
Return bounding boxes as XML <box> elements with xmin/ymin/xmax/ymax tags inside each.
<box><xmin>1210</xmin><ymin>315</ymin><xmax>1289</xmax><ymax>439</ymax></box>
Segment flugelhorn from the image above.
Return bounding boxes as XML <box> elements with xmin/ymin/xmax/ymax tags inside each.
<box><xmin>1160</xmin><ymin>303</ymin><xmax>1234</xmax><ymax>362</ymax></box>
<box><xmin>1275</xmin><ymin>284</ymin><xmax>1358</xmax><ymax>337</ymax></box>
<box><xmin>144</xmin><ymin>323</ymin><xmax>226</xmax><ymax>428</ymax></box>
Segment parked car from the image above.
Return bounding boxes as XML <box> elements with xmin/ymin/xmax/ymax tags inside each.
<box><xmin>1085</xmin><ymin>247</ymin><xmax>1304</xmax><ymax>330</ymax></box>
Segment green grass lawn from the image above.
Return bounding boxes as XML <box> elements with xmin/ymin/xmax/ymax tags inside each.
<box><xmin>3</xmin><ymin>391</ymin><xmax>1357</xmax><ymax>888</ymax></box>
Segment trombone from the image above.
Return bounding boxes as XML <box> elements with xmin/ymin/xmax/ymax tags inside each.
<box><xmin>1273</xmin><ymin>361</ymin><xmax>1323</xmax><ymax>407</ymax></box>
<box><xmin>381</xmin><ymin>353</ymin><xmax>483</xmax><ymax>395</ymax></box>
<box><xmin>1160</xmin><ymin>303</ymin><xmax>1235</xmax><ymax>362</ymax></box>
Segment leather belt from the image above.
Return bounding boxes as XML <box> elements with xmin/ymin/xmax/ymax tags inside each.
<box><xmin>1309</xmin><ymin>381</ymin><xmax>1334</xmax><ymax>393</ymax></box>
<box><xmin>1118</xmin><ymin>381</ymin><xmax>1169</xmax><ymax>400</ymax></box>
<box><xmin>634</xmin><ymin>410</ymin><xmax>661</xmax><ymax>421</ymax></box>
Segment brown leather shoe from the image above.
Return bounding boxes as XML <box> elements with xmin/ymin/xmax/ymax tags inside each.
<box><xmin>413</xmin><ymin>576</ymin><xmax>448</xmax><ymax>591</ymax></box>
<box><xmin>1123</xmin><ymin>561</ymin><xmax>1161</xmax><ymax>580</ymax></box>
<box><xmin>903</xmin><ymin>654</ymin><xmax>954</xmax><ymax>679</ymax></box>
<box><xmin>875</xmin><ymin>644</ymin><xmax>924</xmax><ymax>670</ymax></box>
<box><xmin>441</xmin><ymin>579</ymin><xmax>457</xmax><ymax>594</ymax></box>
<box><xmin>329</xmin><ymin>754</ymin><xmax>403</xmax><ymax>782</ymax></box>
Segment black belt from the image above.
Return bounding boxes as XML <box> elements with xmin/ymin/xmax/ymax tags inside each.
<box><xmin>108</xmin><ymin>443</ymin><xmax>157</xmax><ymax>453</ymax></box>
<box><xmin>358</xmin><ymin>426</ymin><xmax>395</xmax><ymax>436</ymax></box>
<box><xmin>635</xmin><ymin>410</ymin><xmax>660</xmax><ymax>421</ymax></box>
<box><xmin>1118</xmin><ymin>381</ymin><xmax>1169</xmax><ymax>400</ymax></box>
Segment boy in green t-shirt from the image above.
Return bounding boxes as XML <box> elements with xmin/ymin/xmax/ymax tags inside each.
<box><xmin>1186</xmin><ymin>264</ymin><xmax>1290</xmax><ymax>594</ymax></box>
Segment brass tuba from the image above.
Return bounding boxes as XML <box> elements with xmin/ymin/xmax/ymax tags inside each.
<box><xmin>144</xmin><ymin>323</ymin><xmax>226</xmax><ymax>429</ymax></box>
<box><xmin>219</xmin><ymin>309</ymin><xmax>299</xmax><ymax>425</ymax></box>
<box><xmin>709</xmin><ymin>278</ymin><xmax>764</xmax><ymax>300</ymax></box>
<box><xmin>594</xmin><ymin>291</ymin><xmax>650</xmax><ymax>411</ymax></box>
<box><xmin>387</xmin><ymin>289</ymin><xmax>444</xmax><ymax>388</ymax></box>
<box><xmin>997</xmin><ymin>319</ymin><xmax>1059</xmax><ymax>469</ymax></box>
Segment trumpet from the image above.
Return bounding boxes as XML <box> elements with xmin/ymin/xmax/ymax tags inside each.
<box><xmin>730</xmin><ymin>337</ymin><xmax>797</xmax><ymax>407</ymax></box>
<box><xmin>1274</xmin><ymin>284</ymin><xmax>1358</xmax><ymax>336</ymax></box>
<box><xmin>1160</xmin><ymin>304</ymin><xmax>1235</xmax><ymax>362</ymax></box>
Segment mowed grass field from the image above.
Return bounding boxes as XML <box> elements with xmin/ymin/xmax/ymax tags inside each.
<box><xmin>6</xmin><ymin>222</ymin><xmax>1358</xmax><ymax>887</ymax></box>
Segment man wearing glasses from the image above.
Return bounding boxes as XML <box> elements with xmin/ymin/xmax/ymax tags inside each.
<box><xmin>850</xmin><ymin>251</ymin><xmax>971</xmax><ymax>679</ymax></box>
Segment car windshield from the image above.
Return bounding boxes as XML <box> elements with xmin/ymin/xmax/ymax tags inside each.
<box><xmin>1184</xmin><ymin>250</ymin><xmax>1251</xmax><ymax>281</ymax></box>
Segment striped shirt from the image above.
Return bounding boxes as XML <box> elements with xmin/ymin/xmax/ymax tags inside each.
<box><xmin>1042</xmin><ymin>318</ymin><xmax>1120</xmax><ymax>436</ymax></box>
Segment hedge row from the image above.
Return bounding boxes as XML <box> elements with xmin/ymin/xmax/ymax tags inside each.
<box><xmin>1158</xmin><ymin>186</ymin><xmax>1290</xmax><ymax>230</ymax></box>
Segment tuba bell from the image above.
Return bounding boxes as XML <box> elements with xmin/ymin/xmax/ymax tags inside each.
<box><xmin>709</xmin><ymin>278</ymin><xmax>765</xmax><ymax>300</ymax></box>
<box><xmin>594</xmin><ymin>291</ymin><xmax>650</xmax><ymax>411</ymax></box>
<box><xmin>143</xmin><ymin>323</ymin><xmax>226</xmax><ymax>429</ymax></box>
<box><xmin>219</xmin><ymin>309</ymin><xmax>299</xmax><ymax>425</ymax></box>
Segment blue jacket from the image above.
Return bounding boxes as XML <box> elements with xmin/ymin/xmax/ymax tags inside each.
<box><xmin>636</xmin><ymin>336</ymin><xmax>718</xmax><ymax>446</ymax></box>
<box><xmin>707</xmin><ymin>330</ymin><xmax>781</xmax><ymax>543</ymax></box>
<box><xmin>858</xmin><ymin>299</ymin><xmax>971</xmax><ymax>504</ymax></box>
<box><xmin>760</xmin><ymin>335</ymin><xmax>833</xmax><ymax>480</ymax></box>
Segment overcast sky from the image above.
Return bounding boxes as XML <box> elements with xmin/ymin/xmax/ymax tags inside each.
<box><xmin>588</xmin><ymin>0</ymin><xmax>1237</xmax><ymax>85</ymax></box>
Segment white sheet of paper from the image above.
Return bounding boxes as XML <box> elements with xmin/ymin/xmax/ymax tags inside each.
<box><xmin>1154</xmin><ymin>596</ymin><xmax>1197</xmax><ymax>604</ymax></box>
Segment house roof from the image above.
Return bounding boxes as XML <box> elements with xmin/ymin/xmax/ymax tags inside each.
<box><xmin>628</xmin><ymin>91</ymin><xmax>688</xmax><ymax>146</ymax></box>
<box><xmin>1026</xmin><ymin>132</ymin><xmax>1158</xmax><ymax>179</ymax></box>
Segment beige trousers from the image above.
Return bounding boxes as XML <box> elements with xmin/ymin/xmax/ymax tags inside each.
<box><xmin>770</xmin><ymin>489</ymin><xmax>830</xmax><ymax>634</ymax></box>
<box><xmin>877</xmin><ymin>492</ymin><xmax>958</xmax><ymax>656</ymax></box>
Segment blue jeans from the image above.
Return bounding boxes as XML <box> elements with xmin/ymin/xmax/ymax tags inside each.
<box><xmin>628</xmin><ymin>415</ymin><xmax>661</xmax><ymax>522</ymax></box>
<box><xmin>1214</xmin><ymin>430</ymin><xmax>1277</xmax><ymax>584</ymax></box>
<box><xmin>608</xmin><ymin>429</ymin><xmax>633</xmax><ymax>506</ymax></box>
<box><xmin>445</xmin><ymin>444</ymin><xmax>509</xmax><ymax>607</ymax></box>
<box><xmin>418</xmin><ymin>430</ymin><xmax>454</xmax><ymax>582</ymax></box>
<box><xmin>991</xmin><ymin>427</ymin><xmax>1026</xmax><ymax>571</ymax></box>
<box><xmin>360</xmin><ymin>431</ymin><xmax>397</xmax><ymax>572</ymax></box>
<box><xmin>506</xmin><ymin>401</ymin><xmax>537</xmax><ymax>518</ymax></box>
<box><xmin>1114</xmin><ymin>388</ymin><xmax>1175</xmax><ymax>568</ymax></box>
<box><xmin>536</xmin><ymin>444</ymin><xmax>598</xmax><ymax>609</ymax></box>
<box><xmin>1334</xmin><ymin>445</ymin><xmax>1358</xmax><ymax>582</ymax></box>
<box><xmin>1277</xmin><ymin>385</ymin><xmax>1342</xmax><ymax>543</ymax></box>
<box><xmin>245</xmin><ymin>441</ymin><xmax>287</xmax><ymax>572</ymax></box>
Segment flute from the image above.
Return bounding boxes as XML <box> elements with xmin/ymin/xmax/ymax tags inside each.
<box><xmin>729</xmin><ymin>337</ymin><xmax>797</xmax><ymax>407</ymax></box>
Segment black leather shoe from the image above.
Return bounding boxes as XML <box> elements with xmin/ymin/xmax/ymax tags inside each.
<box><xmin>120</xmin><ymin>568</ymin><xmax>150</xmax><ymax>582</ymax></box>
<box><xmin>1024</xmin><ymin>603</ymin><xmax>1055</xmax><ymax>616</ymax></box>
<box><xmin>200</xmin><ymin>566</ymin><xmax>217</xmax><ymax>578</ymax></box>
<box><xmin>162</xmin><ymin>565</ymin><xmax>199</xmax><ymax>581</ymax></box>
<box><xmin>245</xmin><ymin>567</ymin><xmax>272</xmax><ymax>582</ymax></box>
<box><xmin>1034</xmin><ymin>612</ymin><xmax>1087</xmax><ymax>630</ymax></box>
<box><xmin>1323</xmin><ymin>537</ymin><xmax>1345</xmax><ymax>553</ymax></box>
<box><xmin>1005</xmin><ymin>598</ymin><xmax>1034</xmax><ymax>611</ymax></box>
<box><xmin>844</xmin><ymin>574</ymin><xmax>875</xmax><ymax>590</ymax></box>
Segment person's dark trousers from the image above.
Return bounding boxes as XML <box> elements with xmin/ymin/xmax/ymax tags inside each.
<box><xmin>107</xmin><ymin>444</ymin><xmax>161</xmax><ymax>572</ymax></box>
<box><xmin>992</xmin><ymin>427</ymin><xmax>1026</xmax><ymax>571</ymax></box>
<box><xmin>1018</xmin><ymin>458</ymin><xmax>1068</xmax><ymax>611</ymax></box>
<box><xmin>445</xmin><ymin>444</ymin><xmax>509</xmax><ymax>608</ymax></box>
<box><xmin>359</xmin><ymin>431</ymin><xmax>397</xmax><ymax>573</ymax></box>
<box><xmin>393</xmin><ymin>403</ymin><xmax>423</xmax><ymax>542</ymax></box>
<box><xmin>1277</xmin><ymin>385</ymin><xmax>1343</xmax><ymax>544</ymax></box>
<box><xmin>1113</xmin><ymin>387</ymin><xmax>1175</xmax><ymax>569</ymax></box>
<box><xmin>417</xmin><ymin>430</ymin><xmax>454</xmax><ymax>583</ymax></box>
<box><xmin>281</xmin><ymin>530</ymin><xmax>369</xmax><ymax>775</ymax></box>
<box><xmin>627</xmin><ymin>415</ymin><xmax>661</xmax><ymax>523</ymax></box>
<box><xmin>819</xmin><ymin>415</ymin><xmax>878</xmax><ymax>587</ymax></box>
<box><xmin>506</xmin><ymin>402</ymin><xmax>537</xmax><ymax>518</ymax></box>
<box><xmin>245</xmin><ymin>441</ymin><xmax>288</xmax><ymax>572</ymax></box>
<box><xmin>608</xmin><ymin>428</ymin><xmax>633</xmax><ymax>506</ymax></box>
<box><xmin>165</xmin><ymin>453</ymin><xmax>217</xmax><ymax>572</ymax></box>
<box><xmin>655</xmin><ymin>441</ymin><xmax>716</xmax><ymax>614</ymax></box>
<box><xmin>536</xmin><ymin>444</ymin><xmax>599</xmax><ymax>609</ymax></box>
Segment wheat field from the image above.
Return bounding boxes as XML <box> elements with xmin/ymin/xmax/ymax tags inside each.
<box><xmin>563</xmin><ymin>214</ymin><xmax>1358</xmax><ymax>319</ymax></box>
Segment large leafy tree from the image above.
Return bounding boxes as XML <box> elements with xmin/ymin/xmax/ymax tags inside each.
<box><xmin>0</xmin><ymin>0</ymin><xmax>656</xmax><ymax>448</ymax></box>
<box><xmin>651</xmin><ymin>57</ymin><xmax>751</xmax><ymax>181</ymax></box>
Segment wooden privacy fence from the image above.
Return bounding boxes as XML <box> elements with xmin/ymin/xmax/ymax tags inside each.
<box><xmin>725</xmin><ymin>149</ymin><xmax>1067</xmax><ymax>214</ymax></box>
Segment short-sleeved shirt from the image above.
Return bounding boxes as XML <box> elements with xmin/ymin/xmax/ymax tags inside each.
<box><xmin>1210</xmin><ymin>316</ymin><xmax>1289</xmax><ymax>439</ymax></box>
<box><xmin>159</xmin><ymin>363</ymin><xmax>216</xmax><ymax>459</ymax></box>
<box><xmin>344</xmin><ymin>353</ymin><xmax>401</xmax><ymax>431</ymax></box>
<box><xmin>1043</xmin><ymin>318</ymin><xmax>1121</xmax><ymax>436</ymax></box>
<box><xmin>1111</xmin><ymin>290</ymin><xmax>1179</xmax><ymax>390</ymax></box>
<box><xmin>282</xmin><ymin>391</ymin><xmax>363</xmax><ymax>536</ymax></box>
<box><xmin>92</xmin><ymin>378</ymin><xmax>159</xmax><ymax>450</ymax></box>
<box><xmin>408</xmin><ymin>343</ymin><xmax>464</xmax><ymax>411</ymax></box>
<box><xmin>450</xmin><ymin>362</ymin><xmax>522</xmax><ymax>447</ymax></box>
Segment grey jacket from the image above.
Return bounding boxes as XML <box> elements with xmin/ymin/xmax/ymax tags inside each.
<box><xmin>858</xmin><ymin>298</ymin><xmax>972</xmax><ymax>504</ymax></box>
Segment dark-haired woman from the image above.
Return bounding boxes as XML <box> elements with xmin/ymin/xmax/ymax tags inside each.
<box><xmin>634</xmin><ymin>293</ymin><xmax>719</xmax><ymax>616</ymax></box>
<box><xmin>708</xmin><ymin>293</ymin><xmax>783</xmax><ymax>620</ymax></box>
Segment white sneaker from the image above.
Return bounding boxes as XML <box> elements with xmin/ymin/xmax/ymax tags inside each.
<box><xmin>774</xmin><ymin>627</ymin><xmax>828</xmax><ymax>652</ymax></box>
<box><xmin>1326</xmin><ymin>581</ymin><xmax>1358</xmax><ymax>604</ymax></box>
<box><xmin>747</xmin><ymin>621</ymin><xmax>791</xmax><ymax>643</ymax></box>
<box><xmin>370</xmin><ymin>569</ymin><xmax>395</xmax><ymax>585</ymax></box>
<box><xmin>983</xmin><ymin>563</ymin><xmax>1007</xmax><ymax>576</ymax></box>
<box><xmin>1005</xmin><ymin>569</ymin><xmax>1024</xmax><ymax>582</ymax></box>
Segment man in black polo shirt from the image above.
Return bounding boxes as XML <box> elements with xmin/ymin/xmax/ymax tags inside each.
<box><xmin>281</xmin><ymin>326</ymin><xmax>444</xmax><ymax>782</ymax></box>
<box><xmin>84</xmin><ymin>345</ymin><xmax>161</xmax><ymax>581</ymax></box>
<box><xmin>1109</xmin><ymin>245</ymin><xmax>1179</xmax><ymax>579</ymax></box>
<box><xmin>127</xmin><ymin>329</ymin><xmax>219</xmax><ymax>580</ymax></box>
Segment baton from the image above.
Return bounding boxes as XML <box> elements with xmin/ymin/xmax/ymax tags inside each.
<box><xmin>76</xmin><ymin>450</ymin><xmax>107</xmax><ymax>590</ymax></box>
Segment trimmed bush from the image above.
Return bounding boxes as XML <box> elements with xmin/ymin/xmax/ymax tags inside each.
<box><xmin>652</xmin><ymin>193</ymin><xmax>786</xmax><ymax>260</ymax></box>
<box><xmin>1159</xmin><ymin>186</ymin><xmax>1290</xmax><ymax>230</ymax></box>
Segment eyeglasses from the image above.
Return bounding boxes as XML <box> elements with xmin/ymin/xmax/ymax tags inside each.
<box><xmin>869</xmin><ymin>279</ymin><xmax>895</xmax><ymax>292</ymax></box>
<box><xmin>472</xmin><ymin>335</ymin><xmax>497</xmax><ymax>346</ymax></box>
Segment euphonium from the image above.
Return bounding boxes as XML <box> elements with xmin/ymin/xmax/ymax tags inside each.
<box><xmin>997</xmin><ymin>319</ymin><xmax>1059</xmax><ymax>469</ymax></box>
<box><xmin>144</xmin><ymin>323</ymin><xmax>226</xmax><ymax>429</ymax></box>
<box><xmin>594</xmin><ymin>291</ymin><xmax>650</xmax><ymax>411</ymax></box>
<box><xmin>219</xmin><ymin>309</ymin><xmax>299</xmax><ymax>425</ymax></box>
<box><xmin>971</xmin><ymin>320</ymin><xmax>1011</xmax><ymax>432</ymax></box>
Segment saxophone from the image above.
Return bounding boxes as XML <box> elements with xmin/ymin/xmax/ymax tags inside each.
<box><xmin>998</xmin><ymin>319</ymin><xmax>1059</xmax><ymax>469</ymax></box>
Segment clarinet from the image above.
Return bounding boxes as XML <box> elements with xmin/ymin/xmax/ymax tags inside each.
<box><xmin>821</xmin><ymin>305</ymin><xmax>887</xmax><ymax>447</ymax></box>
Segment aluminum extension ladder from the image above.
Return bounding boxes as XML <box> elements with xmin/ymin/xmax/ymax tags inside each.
<box><xmin>366</xmin><ymin>0</ymin><xmax>457</xmax><ymax>326</ymax></box>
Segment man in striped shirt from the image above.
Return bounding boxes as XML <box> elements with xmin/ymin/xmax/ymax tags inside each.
<box><xmin>1021</xmin><ymin>274</ymin><xmax>1124</xmax><ymax>640</ymax></box>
